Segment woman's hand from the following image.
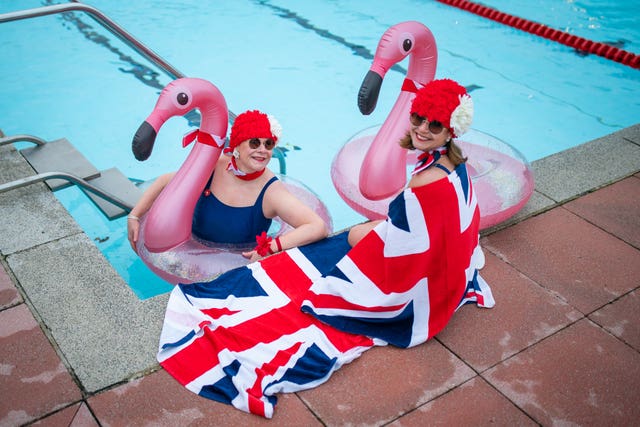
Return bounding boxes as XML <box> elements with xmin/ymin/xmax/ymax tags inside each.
<box><xmin>241</xmin><ymin>250</ymin><xmax>263</xmax><ymax>263</ymax></box>
<box><xmin>127</xmin><ymin>216</ymin><xmax>140</xmax><ymax>254</ymax></box>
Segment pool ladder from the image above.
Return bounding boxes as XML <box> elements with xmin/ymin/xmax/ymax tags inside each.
<box><xmin>0</xmin><ymin>131</ymin><xmax>140</xmax><ymax>220</ymax></box>
<box><xmin>0</xmin><ymin>1</ymin><xmax>291</xmax><ymax>219</ymax></box>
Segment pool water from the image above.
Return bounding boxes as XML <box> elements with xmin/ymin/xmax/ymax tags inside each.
<box><xmin>1</xmin><ymin>0</ymin><xmax>638</xmax><ymax>298</ymax></box>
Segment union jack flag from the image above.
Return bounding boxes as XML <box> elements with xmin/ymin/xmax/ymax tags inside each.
<box><xmin>301</xmin><ymin>164</ymin><xmax>494</xmax><ymax>347</ymax></box>
<box><xmin>157</xmin><ymin>233</ymin><xmax>377</xmax><ymax>418</ymax></box>
<box><xmin>157</xmin><ymin>163</ymin><xmax>493</xmax><ymax>418</ymax></box>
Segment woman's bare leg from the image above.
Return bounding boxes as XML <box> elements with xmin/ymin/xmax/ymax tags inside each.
<box><xmin>347</xmin><ymin>220</ymin><xmax>382</xmax><ymax>247</ymax></box>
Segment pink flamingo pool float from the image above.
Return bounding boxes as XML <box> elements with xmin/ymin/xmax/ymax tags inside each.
<box><xmin>331</xmin><ymin>21</ymin><xmax>534</xmax><ymax>229</ymax></box>
<box><xmin>132</xmin><ymin>78</ymin><xmax>332</xmax><ymax>284</ymax></box>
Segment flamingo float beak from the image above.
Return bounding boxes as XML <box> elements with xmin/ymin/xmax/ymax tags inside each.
<box><xmin>132</xmin><ymin>121</ymin><xmax>157</xmax><ymax>161</ymax></box>
<box><xmin>358</xmin><ymin>70</ymin><xmax>383</xmax><ymax>115</ymax></box>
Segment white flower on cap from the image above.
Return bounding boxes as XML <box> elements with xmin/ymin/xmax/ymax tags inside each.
<box><xmin>450</xmin><ymin>94</ymin><xmax>474</xmax><ymax>138</ymax></box>
<box><xmin>267</xmin><ymin>114</ymin><xmax>283</xmax><ymax>140</ymax></box>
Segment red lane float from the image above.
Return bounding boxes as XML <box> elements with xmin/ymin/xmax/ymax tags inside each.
<box><xmin>436</xmin><ymin>0</ymin><xmax>640</xmax><ymax>69</ymax></box>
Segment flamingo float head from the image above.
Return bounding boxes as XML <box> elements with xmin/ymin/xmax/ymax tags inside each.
<box><xmin>132</xmin><ymin>77</ymin><xmax>228</xmax><ymax>161</ymax></box>
<box><xmin>358</xmin><ymin>21</ymin><xmax>437</xmax><ymax>115</ymax></box>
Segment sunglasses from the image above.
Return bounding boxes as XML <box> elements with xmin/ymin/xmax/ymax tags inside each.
<box><xmin>410</xmin><ymin>113</ymin><xmax>444</xmax><ymax>134</ymax></box>
<box><xmin>248</xmin><ymin>138</ymin><xmax>276</xmax><ymax>150</ymax></box>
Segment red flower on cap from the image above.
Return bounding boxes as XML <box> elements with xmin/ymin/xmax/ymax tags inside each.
<box><xmin>411</xmin><ymin>78</ymin><xmax>474</xmax><ymax>138</ymax></box>
<box><xmin>226</xmin><ymin>110</ymin><xmax>282</xmax><ymax>153</ymax></box>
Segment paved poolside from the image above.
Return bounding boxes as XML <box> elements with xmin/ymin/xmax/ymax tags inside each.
<box><xmin>1</xmin><ymin>124</ymin><xmax>639</xmax><ymax>426</ymax></box>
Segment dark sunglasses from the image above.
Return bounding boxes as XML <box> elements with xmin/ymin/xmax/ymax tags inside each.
<box><xmin>248</xmin><ymin>138</ymin><xmax>276</xmax><ymax>150</ymax></box>
<box><xmin>410</xmin><ymin>113</ymin><xmax>444</xmax><ymax>134</ymax></box>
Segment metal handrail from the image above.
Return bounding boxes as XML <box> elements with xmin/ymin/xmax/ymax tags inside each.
<box><xmin>0</xmin><ymin>134</ymin><xmax>47</xmax><ymax>147</ymax></box>
<box><xmin>0</xmin><ymin>171</ymin><xmax>134</xmax><ymax>211</ymax></box>
<box><xmin>0</xmin><ymin>1</ymin><xmax>184</xmax><ymax>80</ymax></box>
<box><xmin>0</xmin><ymin>3</ymin><xmax>292</xmax><ymax>213</ymax></box>
<box><xmin>0</xmin><ymin>1</ymin><xmax>294</xmax><ymax>178</ymax></box>
<box><xmin>0</xmin><ymin>0</ymin><xmax>238</xmax><ymax>121</ymax></box>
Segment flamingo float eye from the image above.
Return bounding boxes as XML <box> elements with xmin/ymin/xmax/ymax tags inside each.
<box><xmin>171</xmin><ymin>87</ymin><xmax>193</xmax><ymax>109</ymax></box>
<box><xmin>398</xmin><ymin>32</ymin><xmax>415</xmax><ymax>54</ymax></box>
<box><xmin>177</xmin><ymin>92</ymin><xmax>189</xmax><ymax>105</ymax></box>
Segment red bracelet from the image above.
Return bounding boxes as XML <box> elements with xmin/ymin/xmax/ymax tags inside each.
<box><xmin>267</xmin><ymin>237</ymin><xmax>283</xmax><ymax>255</ymax></box>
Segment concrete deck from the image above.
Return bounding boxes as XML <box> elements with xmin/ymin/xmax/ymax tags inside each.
<box><xmin>1</xmin><ymin>123</ymin><xmax>639</xmax><ymax>426</ymax></box>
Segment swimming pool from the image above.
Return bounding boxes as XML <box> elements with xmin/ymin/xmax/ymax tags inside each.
<box><xmin>1</xmin><ymin>0</ymin><xmax>638</xmax><ymax>298</ymax></box>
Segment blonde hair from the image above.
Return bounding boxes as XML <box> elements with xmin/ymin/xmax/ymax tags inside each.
<box><xmin>398</xmin><ymin>131</ymin><xmax>467</xmax><ymax>166</ymax></box>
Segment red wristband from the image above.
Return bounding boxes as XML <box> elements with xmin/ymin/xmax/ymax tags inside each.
<box><xmin>267</xmin><ymin>237</ymin><xmax>282</xmax><ymax>255</ymax></box>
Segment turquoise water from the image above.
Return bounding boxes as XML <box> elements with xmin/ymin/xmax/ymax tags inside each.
<box><xmin>1</xmin><ymin>0</ymin><xmax>638</xmax><ymax>298</ymax></box>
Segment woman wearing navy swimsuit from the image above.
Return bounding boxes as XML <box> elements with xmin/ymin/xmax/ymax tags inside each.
<box><xmin>128</xmin><ymin>110</ymin><xmax>328</xmax><ymax>262</ymax></box>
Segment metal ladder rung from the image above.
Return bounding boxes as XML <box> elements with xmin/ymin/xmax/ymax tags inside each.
<box><xmin>83</xmin><ymin>168</ymin><xmax>142</xmax><ymax>220</ymax></box>
<box><xmin>20</xmin><ymin>138</ymin><xmax>100</xmax><ymax>190</ymax></box>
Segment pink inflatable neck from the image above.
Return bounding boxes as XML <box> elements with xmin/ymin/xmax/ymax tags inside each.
<box><xmin>141</xmin><ymin>78</ymin><xmax>228</xmax><ymax>253</ymax></box>
<box><xmin>359</xmin><ymin>21</ymin><xmax>437</xmax><ymax>201</ymax></box>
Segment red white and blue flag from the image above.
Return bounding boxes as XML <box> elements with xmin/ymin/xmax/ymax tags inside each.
<box><xmin>157</xmin><ymin>164</ymin><xmax>493</xmax><ymax>417</ymax></box>
<box><xmin>157</xmin><ymin>234</ymin><xmax>378</xmax><ymax>418</ymax></box>
<box><xmin>301</xmin><ymin>164</ymin><xmax>494</xmax><ymax>347</ymax></box>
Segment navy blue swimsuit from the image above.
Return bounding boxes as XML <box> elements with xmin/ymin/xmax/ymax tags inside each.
<box><xmin>434</xmin><ymin>163</ymin><xmax>452</xmax><ymax>174</ymax></box>
<box><xmin>192</xmin><ymin>175</ymin><xmax>278</xmax><ymax>244</ymax></box>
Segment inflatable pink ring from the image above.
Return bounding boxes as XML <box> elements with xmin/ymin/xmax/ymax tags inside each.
<box><xmin>131</xmin><ymin>78</ymin><xmax>332</xmax><ymax>284</ymax></box>
<box><xmin>136</xmin><ymin>175</ymin><xmax>332</xmax><ymax>284</ymax></box>
<box><xmin>332</xmin><ymin>125</ymin><xmax>534</xmax><ymax>230</ymax></box>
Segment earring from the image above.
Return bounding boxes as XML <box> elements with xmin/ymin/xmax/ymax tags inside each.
<box><xmin>232</xmin><ymin>148</ymin><xmax>240</xmax><ymax>159</ymax></box>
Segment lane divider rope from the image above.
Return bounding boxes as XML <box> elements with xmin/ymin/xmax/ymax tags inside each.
<box><xmin>436</xmin><ymin>0</ymin><xmax>640</xmax><ymax>69</ymax></box>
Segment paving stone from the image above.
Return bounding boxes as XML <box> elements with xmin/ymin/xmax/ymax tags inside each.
<box><xmin>87</xmin><ymin>369</ymin><xmax>320</xmax><ymax>426</ymax></box>
<box><xmin>31</xmin><ymin>402</ymin><xmax>99</xmax><ymax>427</ymax></box>
<box><xmin>1</xmin><ymin>124</ymin><xmax>639</xmax><ymax>425</ymax></box>
<box><xmin>481</xmin><ymin>190</ymin><xmax>556</xmax><ymax>236</ymax></box>
<box><xmin>0</xmin><ymin>305</ymin><xmax>82</xmax><ymax>427</ymax></box>
<box><xmin>7</xmin><ymin>233</ymin><xmax>168</xmax><ymax>394</ymax></box>
<box><xmin>533</xmin><ymin>132</ymin><xmax>640</xmax><ymax>203</ymax></box>
<box><xmin>483</xmin><ymin>319</ymin><xmax>640</xmax><ymax>426</ymax></box>
<box><xmin>0</xmin><ymin>145</ymin><xmax>81</xmax><ymax>255</ymax></box>
<box><xmin>564</xmin><ymin>175</ymin><xmax>640</xmax><ymax>249</ymax></box>
<box><xmin>0</xmin><ymin>263</ymin><xmax>21</xmax><ymax>309</ymax></box>
<box><xmin>437</xmin><ymin>252</ymin><xmax>583</xmax><ymax>372</ymax></box>
<box><xmin>481</xmin><ymin>207</ymin><xmax>640</xmax><ymax>314</ymax></box>
<box><xmin>389</xmin><ymin>377</ymin><xmax>536</xmax><ymax>426</ymax></box>
<box><xmin>298</xmin><ymin>342</ymin><xmax>475</xmax><ymax>426</ymax></box>
<box><xmin>589</xmin><ymin>289</ymin><xmax>640</xmax><ymax>352</ymax></box>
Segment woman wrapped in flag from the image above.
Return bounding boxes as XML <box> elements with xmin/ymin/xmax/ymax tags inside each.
<box><xmin>301</xmin><ymin>78</ymin><xmax>495</xmax><ymax>348</ymax></box>
<box><xmin>157</xmin><ymin>78</ymin><xmax>494</xmax><ymax>418</ymax></box>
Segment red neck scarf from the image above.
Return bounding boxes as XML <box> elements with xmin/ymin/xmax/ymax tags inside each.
<box><xmin>412</xmin><ymin>146</ymin><xmax>448</xmax><ymax>176</ymax></box>
<box><xmin>226</xmin><ymin>157</ymin><xmax>266</xmax><ymax>181</ymax></box>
